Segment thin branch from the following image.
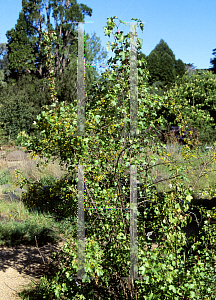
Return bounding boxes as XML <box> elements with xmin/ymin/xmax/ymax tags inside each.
<box><xmin>192</xmin><ymin>155</ymin><xmax>216</xmax><ymax>190</ymax></box>
<box><xmin>35</xmin><ymin>235</ymin><xmax>45</xmax><ymax>264</ymax></box>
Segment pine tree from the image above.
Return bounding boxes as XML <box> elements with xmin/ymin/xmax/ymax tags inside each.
<box><xmin>210</xmin><ymin>48</ymin><xmax>216</xmax><ymax>74</ymax></box>
<box><xmin>6</xmin><ymin>10</ymin><xmax>37</xmax><ymax>80</ymax></box>
<box><xmin>146</xmin><ymin>39</ymin><xmax>186</xmax><ymax>89</ymax></box>
<box><xmin>5</xmin><ymin>0</ymin><xmax>108</xmax><ymax>97</ymax></box>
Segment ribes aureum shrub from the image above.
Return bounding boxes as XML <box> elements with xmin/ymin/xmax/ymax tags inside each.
<box><xmin>16</xmin><ymin>17</ymin><xmax>216</xmax><ymax>299</ymax></box>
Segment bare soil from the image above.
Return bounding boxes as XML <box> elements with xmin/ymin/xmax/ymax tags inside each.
<box><xmin>0</xmin><ymin>241</ymin><xmax>65</xmax><ymax>300</ymax></box>
<box><xmin>0</xmin><ymin>145</ymin><xmax>68</xmax><ymax>299</ymax></box>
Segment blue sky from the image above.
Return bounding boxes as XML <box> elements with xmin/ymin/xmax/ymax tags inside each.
<box><xmin>1</xmin><ymin>0</ymin><xmax>216</xmax><ymax>76</ymax></box>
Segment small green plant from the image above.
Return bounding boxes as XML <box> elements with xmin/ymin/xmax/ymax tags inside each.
<box><xmin>0</xmin><ymin>170</ymin><xmax>9</xmax><ymax>185</ymax></box>
<box><xmin>38</xmin><ymin>174</ymin><xmax>57</xmax><ymax>186</ymax></box>
<box><xmin>19</xmin><ymin>278</ymin><xmax>54</xmax><ymax>300</ymax></box>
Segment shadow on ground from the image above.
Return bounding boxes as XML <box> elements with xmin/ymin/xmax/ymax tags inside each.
<box><xmin>0</xmin><ymin>241</ymin><xmax>65</xmax><ymax>279</ymax></box>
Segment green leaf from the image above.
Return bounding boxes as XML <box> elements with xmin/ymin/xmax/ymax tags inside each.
<box><xmin>168</xmin><ymin>285</ymin><xmax>176</xmax><ymax>293</ymax></box>
<box><xmin>120</xmin><ymin>51</ymin><xmax>126</xmax><ymax>61</ymax></box>
<box><xmin>190</xmin><ymin>291</ymin><xmax>196</xmax><ymax>298</ymax></box>
<box><xmin>95</xmin><ymin>115</ymin><xmax>100</xmax><ymax>124</ymax></box>
<box><xmin>186</xmin><ymin>194</ymin><xmax>193</xmax><ymax>202</ymax></box>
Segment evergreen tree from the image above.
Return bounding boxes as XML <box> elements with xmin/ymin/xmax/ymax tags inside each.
<box><xmin>147</xmin><ymin>51</ymin><xmax>161</xmax><ymax>83</ymax></box>
<box><xmin>6</xmin><ymin>10</ymin><xmax>37</xmax><ymax>80</ymax></box>
<box><xmin>5</xmin><ymin>0</ymin><xmax>109</xmax><ymax>101</ymax></box>
<box><xmin>210</xmin><ymin>48</ymin><xmax>216</xmax><ymax>74</ymax></box>
<box><xmin>175</xmin><ymin>58</ymin><xmax>187</xmax><ymax>77</ymax></box>
<box><xmin>5</xmin><ymin>0</ymin><xmax>99</xmax><ymax>81</ymax></box>
<box><xmin>146</xmin><ymin>39</ymin><xmax>186</xmax><ymax>89</ymax></box>
<box><xmin>159</xmin><ymin>52</ymin><xmax>176</xmax><ymax>85</ymax></box>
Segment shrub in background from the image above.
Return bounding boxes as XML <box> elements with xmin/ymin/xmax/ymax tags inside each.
<box><xmin>164</xmin><ymin>70</ymin><xmax>216</xmax><ymax>145</ymax></box>
<box><xmin>0</xmin><ymin>74</ymin><xmax>54</xmax><ymax>142</ymax></box>
<box><xmin>15</xmin><ymin>169</ymin><xmax>77</xmax><ymax>220</ymax></box>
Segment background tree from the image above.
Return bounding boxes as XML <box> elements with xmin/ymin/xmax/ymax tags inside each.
<box><xmin>210</xmin><ymin>48</ymin><xmax>216</xmax><ymax>74</ymax></box>
<box><xmin>146</xmin><ymin>39</ymin><xmax>186</xmax><ymax>90</ymax></box>
<box><xmin>0</xmin><ymin>74</ymin><xmax>52</xmax><ymax>142</ymax></box>
<box><xmin>6</xmin><ymin>0</ymin><xmax>93</xmax><ymax>80</ymax></box>
<box><xmin>5</xmin><ymin>0</ymin><xmax>108</xmax><ymax>98</ymax></box>
<box><xmin>162</xmin><ymin>70</ymin><xmax>216</xmax><ymax>145</ymax></box>
<box><xmin>159</xmin><ymin>51</ymin><xmax>176</xmax><ymax>86</ymax></box>
<box><xmin>6</xmin><ymin>10</ymin><xmax>37</xmax><ymax>81</ymax></box>
<box><xmin>55</xmin><ymin>31</ymin><xmax>109</xmax><ymax>105</ymax></box>
<box><xmin>175</xmin><ymin>58</ymin><xmax>187</xmax><ymax>77</ymax></box>
<box><xmin>84</xmin><ymin>31</ymin><xmax>109</xmax><ymax>82</ymax></box>
<box><xmin>0</xmin><ymin>43</ymin><xmax>10</xmax><ymax>78</ymax></box>
<box><xmin>146</xmin><ymin>50</ymin><xmax>161</xmax><ymax>82</ymax></box>
<box><xmin>1</xmin><ymin>0</ymin><xmax>109</xmax><ymax>143</ymax></box>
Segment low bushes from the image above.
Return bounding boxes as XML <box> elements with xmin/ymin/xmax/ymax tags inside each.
<box><xmin>15</xmin><ymin>170</ymin><xmax>77</xmax><ymax>220</ymax></box>
<box><xmin>0</xmin><ymin>219</ymin><xmax>57</xmax><ymax>246</ymax></box>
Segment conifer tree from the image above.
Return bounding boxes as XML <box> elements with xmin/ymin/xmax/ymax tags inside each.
<box><xmin>146</xmin><ymin>39</ymin><xmax>186</xmax><ymax>89</ymax></box>
<box><xmin>210</xmin><ymin>48</ymin><xmax>216</xmax><ymax>74</ymax></box>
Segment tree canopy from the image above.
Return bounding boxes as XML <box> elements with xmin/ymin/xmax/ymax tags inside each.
<box><xmin>210</xmin><ymin>48</ymin><xmax>216</xmax><ymax>74</ymax></box>
<box><xmin>1</xmin><ymin>0</ymin><xmax>109</xmax><ymax>142</ymax></box>
<box><xmin>145</xmin><ymin>39</ymin><xmax>186</xmax><ymax>90</ymax></box>
<box><xmin>5</xmin><ymin>0</ymin><xmax>107</xmax><ymax>85</ymax></box>
<box><xmin>163</xmin><ymin>70</ymin><xmax>216</xmax><ymax>145</ymax></box>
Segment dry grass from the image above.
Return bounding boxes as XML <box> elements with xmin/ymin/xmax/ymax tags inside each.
<box><xmin>0</xmin><ymin>145</ymin><xmax>70</xmax><ymax>194</ymax></box>
<box><xmin>1</xmin><ymin>140</ymin><xmax>216</xmax><ymax>198</ymax></box>
<box><xmin>137</xmin><ymin>141</ymin><xmax>216</xmax><ymax>196</ymax></box>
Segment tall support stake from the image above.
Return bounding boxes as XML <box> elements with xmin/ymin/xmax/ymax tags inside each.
<box><xmin>129</xmin><ymin>23</ymin><xmax>138</xmax><ymax>281</ymax></box>
<box><xmin>77</xmin><ymin>22</ymin><xmax>85</xmax><ymax>136</ymax></box>
<box><xmin>77</xmin><ymin>22</ymin><xmax>85</xmax><ymax>280</ymax></box>
<box><xmin>72</xmin><ymin>20</ymin><xmax>144</xmax><ymax>285</ymax></box>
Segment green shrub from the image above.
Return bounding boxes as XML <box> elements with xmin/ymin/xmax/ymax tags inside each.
<box><xmin>18</xmin><ymin>173</ymin><xmax>77</xmax><ymax>220</ymax></box>
<box><xmin>0</xmin><ymin>88</ymin><xmax>35</xmax><ymax>141</ymax></box>
<box><xmin>0</xmin><ymin>74</ymin><xmax>54</xmax><ymax>142</ymax></box>
<box><xmin>39</xmin><ymin>175</ymin><xmax>58</xmax><ymax>187</ymax></box>
<box><xmin>0</xmin><ymin>170</ymin><xmax>10</xmax><ymax>185</ymax></box>
<box><xmin>165</xmin><ymin>70</ymin><xmax>216</xmax><ymax>145</ymax></box>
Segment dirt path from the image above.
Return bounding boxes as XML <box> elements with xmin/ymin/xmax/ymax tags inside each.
<box><xmin>0</xmin><ymin>146</ymin><xmax>69</xmax><ymax>299</ymax></box>
<box><xmin>0</xmin><ymin>241</ymin><xmax>65</xmax><ymax>299</ymax></box>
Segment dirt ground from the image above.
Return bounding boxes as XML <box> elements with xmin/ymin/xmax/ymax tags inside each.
<box><xmin>0</xmin><ymin>241</ymin><xmax>65</xmax><ymax>300</ymax></box>
<box><xmin>0</xmin><ymin>146</ymin><xmax>67</xmax><ymax>299</ymax></box>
